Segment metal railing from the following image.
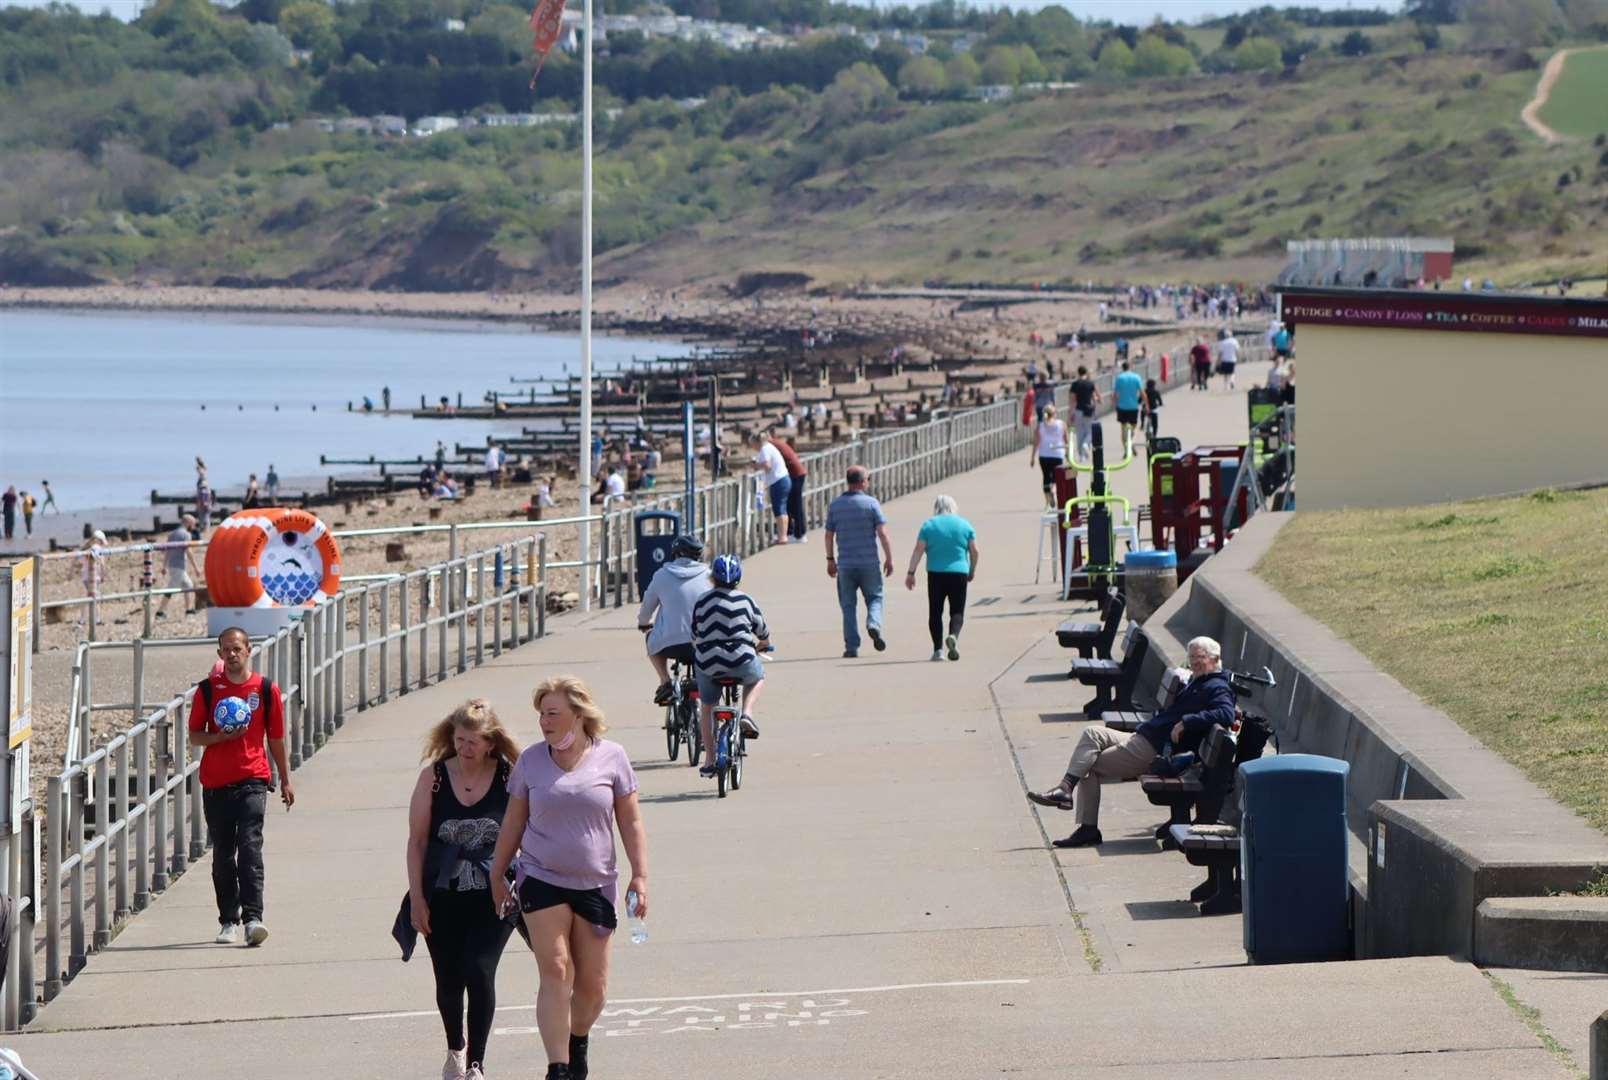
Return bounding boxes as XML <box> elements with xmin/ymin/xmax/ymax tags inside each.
<box><xmin>33</xmin><ymin>534</ymin><xmax>547</xmax><ymax>1029</ymax></box>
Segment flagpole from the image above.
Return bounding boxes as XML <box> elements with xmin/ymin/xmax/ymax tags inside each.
<box><xmin>578</xmin><ymin>0</ymin><xmax>594</xmax><ymax>612</ymax></box>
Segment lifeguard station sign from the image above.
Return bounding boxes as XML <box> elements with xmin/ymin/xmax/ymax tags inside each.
<box><xmin>1280</xmin><ymin>288</ymin><xmax>1608</xmax><ymax>338</ymax></box>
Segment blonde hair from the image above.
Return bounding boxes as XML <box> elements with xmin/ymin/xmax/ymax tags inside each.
<box><xmin>1041</xmin><ymin>404</ymin><xmax>1057</xmax><ymax>421</ymax></box>
<box><xmin>421</xmin><ymin>698</ymin><xmax>521</xmax><ymax>763</ymax></box>
<box><xmin>532</xmin><ymin>675</ymin><xmax>609</xmax><ymax>739</ymax></box>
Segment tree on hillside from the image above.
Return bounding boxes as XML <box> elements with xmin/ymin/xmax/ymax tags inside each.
<box><xmin>280</xmin><ymin>0</ymin><xmax>338</xmax><ymax>54</ymax></box>
<box><xmin>1233</xmin><ymin>36</ymin><xmax>1282</xmax><ymax>73</ymax></box>
<box><xmin>898</xmin><ymin>55</ymin><xmax>946</xmax><ymax>98</ymax></box>
<box><xmin>1016</xmin><ymin>45</ymin><xmax>1046</xmax><ymax>84</ymax></box>
<box><xmin>819</xmin><ymin>61</ymin><xmax>894</xmax><ymax>126</ymax></box>
<box><xmin>1462</xmin><ymin>0</ymin><xmax>1565</xmax><ymax>45</ymax></box>
<box><xmin>943</xmin><ymin>52</ymin><xmax>979</xmax><ymax>94</ymax></box>
<box><xmin>1338</xmin><ymin>30</ymin><xmax>1374</xmax><ymax>55</ymax></box>
<box><xmin>1094</xmin><ymin>38</ymin><xmax>1134</xmax><ymax>78</ymax></box>
<box><xmin>979</xmin><ymin>44</ymin><xmax>1021</xmax><ymax>85</ymax></box>
<box><xmin>1406</xmin><ymin>0</ymin><xmax>1457</xmax><ymax>22</ymax></box>
<box><xmin>467</xmin><ymin>5</ymin><xmax>532</xmax><ymax>62</ymax></box>
<box><xmin>1131</xmin><ymin>34</ymin><xmax>1196</xmax><ymax>78</ymax></box>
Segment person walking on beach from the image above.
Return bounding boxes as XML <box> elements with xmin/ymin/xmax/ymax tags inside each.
<box><xmin>40</xmin><ymin>480</ymin><xmax>58</xmax><ymax>514</ymax></box>
<box><xmin>382</xmin><ymin>385</ymin><xmax>392</xmax><ymax>412</ymax></box>
<box><xmin>19</xmin><ymin>491</ymin><xmax>35</xmax><ymax>538</ymax></box>
<box><xmin>188</xmin><ymin>626</ymin><xmax>295</xmax><ymax>947</ymax></box>
<box><xmin>435</xmin><ymin>443</ymin><xmax>448</xmax><ymax>472</ymax></box>
<box><xmin>749</xmin><ymin>433</ymin><xmax>791</xmax><ymax>545</ymax></box>
<box><xmin>196</xmin><ymin>483</ymin><xmax>215</xmax><ymax>533</ymax></box>
<box><xmin>904</xmin><ymin>495</ymin><xmax>979</xmax><ymax>663</ymax></box>
<box><xmin>1</xmin><ymin>487</ymin><xmax>15</xmax><ymax>541</ymax></box>
<box><xmin>824</xmin><ymin>465</ymin><xmax>894</xmax><ymax>658</ymax></box>
<box><xmin>406</xmin><ymin>699</ymin><xmax>522</xmax><ymax>1080</ymax></box>
<box><xmin>1029</xmin><ymin>405</ymin><xmax>1067</xmax><ymax>510</ymax></box>
<box><xmin>489</xmin><ymin>677</ymin><xmax>649</xmax><ymax>1080</ymax></box>
<box><xmin>770</xmin><ymin>429</ymin><xmax>808</xmax><ymax>541</ymax></box>
<box><xmin>265</xmin><ymin>465</ymin><xmax>279</xmax><ymax>504</ymax></box>
<box><xmin>242</xmin><ymin>474</ymin><xmax>261</xmax><ymax>510</ymax></box>
<box><xmin>158</xmin><ymin>514</ymin><xmax>202</xmax><ymax>620</ymax></box>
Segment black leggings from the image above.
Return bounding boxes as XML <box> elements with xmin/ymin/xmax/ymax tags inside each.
<box><xmin>927</xmin><ymin>572</ymin><xmax>968</xmax><ymax>649</ymax></box>
<box><xmin>425</xmin><ymin>887</ymin><xmax>515</xmax><ymax>1068</ymax></box>
<box><xmin>1038</xmin><ymin>456</ymin><xmax>1063</xmax><ymax>495</ymax></box>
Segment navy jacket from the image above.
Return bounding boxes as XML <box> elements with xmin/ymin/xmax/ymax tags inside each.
<box><xmin>1136</xmin><ymin>669</ymin><xmax>1237</xmax><ymax>751</ymax></box>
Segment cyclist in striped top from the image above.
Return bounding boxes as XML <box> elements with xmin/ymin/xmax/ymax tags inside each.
<box><xmin>691</xmin><ymin>555</ymin><xmax>769</xmax><ymax>779</ymax></box>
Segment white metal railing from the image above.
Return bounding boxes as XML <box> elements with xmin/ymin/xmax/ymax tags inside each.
<box><xmin>32</xmin><ymin>534</ymin><xmax>547</xmax><ymax>1030</ymax></box>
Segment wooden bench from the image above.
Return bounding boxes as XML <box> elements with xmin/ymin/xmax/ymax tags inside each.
<box><xmin>1142</xmin><ymin>724</ymin><xmax>1239</xmax><ymax>845</ymax></box>
<box><xmin>1104</xmin><ymin>666</ymin><xmax>1190</xmax><ymax>732</ymax></box>
<box><xmin>1169</xmin><ymin>824</ymin><xmax>1242</xmax><ymax>916</ymax></box>
<box><xmin>1068</xmin><ymin>624</ymin><xmax>1149</xmax><ymax>719</ymax></box>
<box><xmin>1054</xmin><ymin>590</ymin><xmax>1125</xmax><ymax>661</ymax></box>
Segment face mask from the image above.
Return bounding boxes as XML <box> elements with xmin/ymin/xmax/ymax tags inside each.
<box><xmin>550</xmin><ymin>729</ymin><xmax>577</xmax><ymax>751</ymax></box>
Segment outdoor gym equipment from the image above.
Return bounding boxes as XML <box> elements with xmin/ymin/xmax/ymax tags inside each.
<box><xmin>1060</xmin><ymin>424</ymin><xmax>1138</xmax><ymax>603</ymax></box>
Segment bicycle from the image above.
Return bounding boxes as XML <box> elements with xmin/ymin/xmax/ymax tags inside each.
<box><xmin>664</xmin><ymin>657</ymin><xmax>703</xmax><ymax>767</ymax></box>
<box><xmin>710</xmin><ymin>677</ymin><xmax>747</xmax><ymax>799</ymax></box>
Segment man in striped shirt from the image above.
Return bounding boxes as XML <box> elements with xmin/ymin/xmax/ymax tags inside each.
<box><xmin>692</xmin><ymin>555</ymin><xmax>769</xmax><ymax>778</ymax></box>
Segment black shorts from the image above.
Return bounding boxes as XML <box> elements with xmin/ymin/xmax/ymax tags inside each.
<box><xmin>654</xmin><ymin>641</ymin><xmax>696</xmax><ymax>665</ymax></box>
<box><xmin>518</xmin><ymin>874</ymin><xmax>618</xmax><ymax>930</ymax></box>
<box><xmin>1116</xmin><ymin>408</ymin><xmax>1139</xmax><ymax>425</ymax></box>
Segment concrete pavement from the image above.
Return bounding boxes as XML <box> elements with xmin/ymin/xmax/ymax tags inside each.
<box><xmin>10</xmin><ymin>363</ymin><xmax>1579</xmax><ymax>1079</ymax></box>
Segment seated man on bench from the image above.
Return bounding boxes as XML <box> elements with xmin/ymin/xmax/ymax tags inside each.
<box><xmin>1027</xmin><ymin>636</ymin><xmax>1236</xmax><ymax>848</ymax></box>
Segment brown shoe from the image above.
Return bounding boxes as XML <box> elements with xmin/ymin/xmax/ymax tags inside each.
<box><xmin>1027</xmin><ymin>787</ymin><xmax>1075</xmax><ymax>811</ymax></box>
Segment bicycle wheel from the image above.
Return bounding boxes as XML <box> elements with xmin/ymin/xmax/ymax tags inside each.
<box><xmin>730</xmin><ymin>730</ymin><xmax>743</xmax><ymax>791</ymax></box>
<box><xmin>685</xmin><ymin>700</ymin><xmax>702</xmax><ymax>767</ymax></box>
<box><xmin>664</xmin><ymin>698</ymin><xmax>679</xmax><ymax>761</ymax></box>
<box><xmin>716</xmin><ymin>723</ymin><xmax>729</xmax><ymax>799</ymax></box>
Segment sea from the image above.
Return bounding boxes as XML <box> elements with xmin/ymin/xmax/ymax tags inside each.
<box><xmin>0</xmin><ymin>309</ymin><xmax>695</xmax><ymax>514</ymax></box>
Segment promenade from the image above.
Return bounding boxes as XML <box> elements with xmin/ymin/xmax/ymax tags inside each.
<box><xmin>12</xmin><ymin>361</ymin><xmax>1576</xmax><ymax>1079</ymax></box>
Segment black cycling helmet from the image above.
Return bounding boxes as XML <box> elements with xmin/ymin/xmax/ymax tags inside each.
<box><xmin>670</xmin><ymin>535</ymin><xmax>704</xmax><ymax>561</ymax></box>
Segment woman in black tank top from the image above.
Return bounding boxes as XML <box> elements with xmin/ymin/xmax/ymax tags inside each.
<box><xmin>408</xmin><ymin>700</ymin><xmax>522</xmax><ymax>1080</ymax></box>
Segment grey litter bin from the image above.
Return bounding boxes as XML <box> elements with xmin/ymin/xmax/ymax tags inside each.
<box><xmin>1240</xmin><ymin>754</ymin><xmax>1351</xmax><ymax>965</ymax></box>
<box><xmin>1123</xmin><ymin>548</ymin><xmax>1177</xmax><ymax>623</ymax></box>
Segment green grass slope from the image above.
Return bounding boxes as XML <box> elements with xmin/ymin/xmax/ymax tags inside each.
<box><xmin>4</xmin><ymin>47</ymin><xmax>1606</xmax><ymax>290</ymax></box>
<box><xmin>1258</xmin><ymin>489</ymin><xmax>1608</xmax><ymax>837</ymax></box>
<box><xmin>608</xmin><ymin>48</ymin><xmax>1608</xmax><ymax>288</ymax></box>
<box><xmin>1538</xmin><ymin>45</ymin><xmax>1608</xmax><ymax>138</ymax></box>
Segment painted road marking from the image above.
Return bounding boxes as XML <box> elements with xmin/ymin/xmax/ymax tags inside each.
<box><xmin>348</xmin><ymin>978</ymin><xmax>1029</xmax><ymax>1023</ymax></box>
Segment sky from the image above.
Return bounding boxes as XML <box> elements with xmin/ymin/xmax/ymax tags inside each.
<box><xmin>6</xmin><ymin>0</ymin><xmax>1408</xmax><ymax>23</ymax></box>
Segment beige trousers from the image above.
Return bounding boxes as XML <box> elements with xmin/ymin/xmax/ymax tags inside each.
<box><xmin>1065</xmin><ymin>727</ymin><xmax>1159</xmax><ymax>826</ymax></box>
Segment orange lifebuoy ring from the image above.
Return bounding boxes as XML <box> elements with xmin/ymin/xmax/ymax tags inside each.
<box><xmin>204</xmin><ymin>508</ymin><xmax>342</xmax><ymax>608</ymax></box>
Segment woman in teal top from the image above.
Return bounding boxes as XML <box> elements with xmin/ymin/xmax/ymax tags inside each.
<box><xmin>904</xmin><ymin>495</ymin><xmax>981</xmax><ymax>662</ymax></box>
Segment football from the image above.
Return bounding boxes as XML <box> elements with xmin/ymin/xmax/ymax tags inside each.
<box><xmin>214</xmin><ymin>696</ymin><xmax>253</xmax><ymax>733</ymax></box>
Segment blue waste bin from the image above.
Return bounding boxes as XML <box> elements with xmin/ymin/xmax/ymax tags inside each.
<box><xmin>1240</xmin><ymin>754</ymin><xmax>1351</xmax><ymax>964</ymax></box>
<box><xmin>634</xmin><ymin>510</ymin><xmax>681</xmax><ymax>597</ymax></box>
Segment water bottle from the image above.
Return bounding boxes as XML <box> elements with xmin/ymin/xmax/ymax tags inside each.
<box><xmin>625</xmin><ymin>888</ymin><xmax>648</xmax><ymax>945</ymax></box>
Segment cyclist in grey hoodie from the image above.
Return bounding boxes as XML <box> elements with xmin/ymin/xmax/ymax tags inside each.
<box><xmin>637</xmin><ymin>536</ymin><xmax>714</xmax><ymax>705</ymax></box>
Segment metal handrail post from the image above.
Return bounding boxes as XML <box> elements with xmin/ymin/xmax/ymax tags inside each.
<box><xmin>357</xmin><ymin>586</ymin><xmax>371</xmax><ymax>710</ymax></box>
<box><xmin>43</xmin><ymin>776</ymin><xmax>63</xmax><ymax>1000</ymax></box>
<box><xmin>114</xmin><ymin>737</ymin><xmax>131</xmax><ymax>921</ymax></box>
<box><xmin>134</xmin><ymin>726</ymin><xmax>151</xmax><ymax>911</ymax></box>
<box><xmin>474</xmin><ymin>554</ymin><xmax>486</xmax><ymax>666</ymax></box>
<box><xmin>131</xmin><ymin>637</ymin><xmax>145</xmax><ymax>726</ymax></box>
<box><xmin>378</xmin><ymin>580</ymin><xmax>391</xmax><ymax>704</ymax></box>
<box><xmin>417</xmin><ymin>574</ymin><xmax>431</xmax><ymax>686</ymax></box>
<box><xmin>93</xmin><ymin>755</ymin><xmax>111</xmax><ymax>949</ymax></box>
<box><xmin>333</xmin><ymin>594</ymin><xmax>347</xmax><ymax>726</ymax></box>
<box><xmin>172</xmin><ymin>714</ymin><xmax>189</xmax><ymax>872</ymax></box>
<box><xmin>456</xmin><ymin>559</ymin><xmax>468</xmax><ymax>674</ymax></box>
<box><xmin>435</xmin><ymin>570</ymin><xmax>448</xmax><ymax>680</ymax></box>
<box><xmin>68</xmin><ymin>772</ymin><xmax>86</xmax><ymax>976</ymax></box>
<box><xmin>398</xmin><ymin>575</ymin><xmax>411</xmax><ymax>694</ymax></box>
<box><xmin>526</xmin><ymin>538</ymin><xmax>538</xmax><ymax>642</ymax></box>
<box><xmin>151</xmin><ymin>718</ymin><xmax>170</xmax><ymax>891</ymax></box>
<box><xmin>537</xmin><ymin>536</ymin><xmax>548</xmax><ymax>639</ymax></box>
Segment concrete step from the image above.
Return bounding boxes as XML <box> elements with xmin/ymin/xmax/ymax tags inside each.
<box><xmin>1476</xmin><ymin>896</ymin><xmax>1608</xmax><ymax>973</ymax></box>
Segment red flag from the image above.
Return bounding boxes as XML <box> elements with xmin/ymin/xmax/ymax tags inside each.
<box><xmin>528</xmin><ymin>0</ymin><xmax>569</xmax><ymax>87</ymax></box>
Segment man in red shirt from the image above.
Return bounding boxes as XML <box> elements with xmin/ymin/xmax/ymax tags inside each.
<box><xmin>1189</xmin><ymin>339</ymin><xmax>1212</xmax><ymax>391</ymax></box>
<box><xmin>187</xmin><ymin>627</ymin><xmax>295</xmax><ymax>946</ymax></box>
<box><xmin>770</xmin><ymin>428</ymin><xmax>808</xmax><ymax>543</ymax></box>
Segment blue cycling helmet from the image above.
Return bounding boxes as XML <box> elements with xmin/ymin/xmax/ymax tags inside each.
<box><xmin>670</xmin><ymin>535</ymin><xmax>704</xmax><ymax>561</ymax></box>
<box><xmin>710</xmin><ymin>554</ymin><xmax>742</xmax><ymax>586</ymax></box>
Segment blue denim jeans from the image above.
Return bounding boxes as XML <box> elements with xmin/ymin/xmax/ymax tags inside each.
<box><xmin>836</xmin><ymin>564</ymin><xmax>884</xmax><ymax>651</ymax></box>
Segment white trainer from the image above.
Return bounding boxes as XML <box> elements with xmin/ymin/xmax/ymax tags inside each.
<box><xmin>465</xmin><ymin>1067</ymin><xmax>485</xmax><ymax>1080</ymax></box>
<box><xmin>930</xmin><ymin>650</ymin><xmax>943</xmax><ymax>662</ymax></box>
<box><xmin>243</xmin><ymin>919</ymin><xmax>269</xmax><ymax>946</ymax></box>
<box><xmin>214</xmin><ymin>922</ymin><xmax>239</xmax><ymax>945</ymax></box>
<box><xmin>442</xmin><ymin>1049</ymin><xmax>468</xmax><ymax>1080</ymax></box>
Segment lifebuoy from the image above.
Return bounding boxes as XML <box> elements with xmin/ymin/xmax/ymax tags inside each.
<box><xmin>204</xmin><ymin>508</ymin><xmax>342</xmax><ymax>608</ymax></box>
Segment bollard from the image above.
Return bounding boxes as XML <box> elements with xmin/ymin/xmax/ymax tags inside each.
<box><xmin>1593</xmin><ymin>1009</ymin><xmax>1607</xmax><ymax>1080</ymax></box>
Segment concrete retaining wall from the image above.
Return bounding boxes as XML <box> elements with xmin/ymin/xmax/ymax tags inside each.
<box><xmin>1135</xmin><ymin>512</ymin><xmax>1608</xmax><ymax>970</ymax></box>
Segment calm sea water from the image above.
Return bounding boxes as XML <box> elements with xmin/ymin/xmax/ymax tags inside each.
<box><xmin>0</xmin><ymin>309</ymin><xmax>693</xmax><ymax>511</ymax></box>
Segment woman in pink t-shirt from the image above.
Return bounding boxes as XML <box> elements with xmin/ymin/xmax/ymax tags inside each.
<box><xmin>490</xmin><ymin>676</ymin><xmax>648</xmax><ymax>1080</ymax></box>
